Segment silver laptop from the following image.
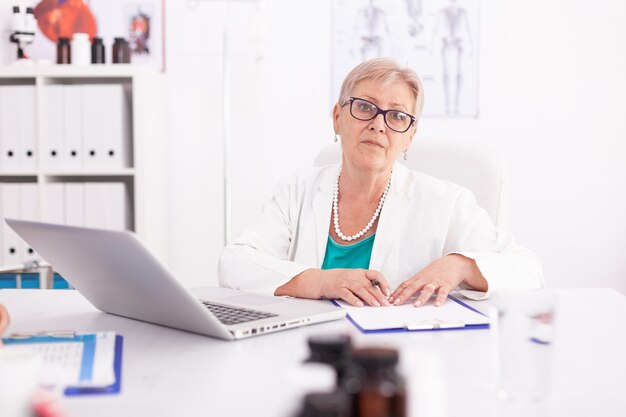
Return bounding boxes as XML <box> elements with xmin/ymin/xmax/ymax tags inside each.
<box><xmin>6</xmin><ymin>219</ymin><xmax>345</xmax><ymax>340</ymax></box>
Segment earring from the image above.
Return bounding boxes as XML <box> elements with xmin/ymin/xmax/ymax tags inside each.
<box><xmin>334</xmin><ymin>133</ymin><xmax>339</xmax><ymax>143</ymax></box>
<box><xmin>403</xmin><ymin>150</ymin><xmax>408</xmax><ymax>160</ymax></box>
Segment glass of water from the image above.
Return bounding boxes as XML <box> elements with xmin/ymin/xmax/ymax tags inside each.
<box><xmin>491</xmin><ymin>291</ymin><xmax>557</xmax><ymax>402</ymax></box>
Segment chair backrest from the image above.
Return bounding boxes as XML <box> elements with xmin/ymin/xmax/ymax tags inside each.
<box><xmin>313</xmin><ymin>140</ymin><xmax>509</xmax><ymax>228</ymax></box>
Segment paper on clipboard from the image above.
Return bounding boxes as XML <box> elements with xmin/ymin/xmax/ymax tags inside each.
<box><xmin>336</xmin><ymin>296</ymin><xmax>489</xmax><ymax>332</ymax></box>
<box><xmin>2</xmin><ymin>331</ymin><xmax>117</xmax><ymax>389</ymax></box>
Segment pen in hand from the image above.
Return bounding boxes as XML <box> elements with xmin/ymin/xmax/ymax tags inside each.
<box><xmin>370</xmin><ymin>279</ymin><xmax>391</xmax><ymax>305</ymax></box>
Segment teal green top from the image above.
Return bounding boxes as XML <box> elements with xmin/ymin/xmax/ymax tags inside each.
<box><xmin>321</xmin><ymin>234</ymin><xmax>376</xmax><ymax>270</ymax></box>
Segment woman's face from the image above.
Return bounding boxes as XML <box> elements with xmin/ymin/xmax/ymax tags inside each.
<box><xmin>333</xmin><ymin>78</ymin><xmax>417</xmax><ymax>174</ymax></box>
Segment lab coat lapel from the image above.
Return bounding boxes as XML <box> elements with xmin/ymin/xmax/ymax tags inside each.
<box><xmin>312</xmin><ymin>166</ymin><xmax>338</xmax><ymax>267</ymax></box>
<box><xmin>369</xmin><ymin>163</ymin><xmax>411</xmax><ymax>271</ymax></box>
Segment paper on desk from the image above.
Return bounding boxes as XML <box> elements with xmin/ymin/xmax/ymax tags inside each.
<box><xmin>336</xmin><ymin>297</ymin><xmax>488</xmax><ymax>331</ymax></box>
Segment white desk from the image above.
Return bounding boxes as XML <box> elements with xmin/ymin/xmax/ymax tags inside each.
<box><xmin>1</xmin><ymin>288</ymin><xmax>625</xmax><ymax>417</ymax></box>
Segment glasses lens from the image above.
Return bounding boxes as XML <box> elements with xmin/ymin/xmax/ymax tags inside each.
<box><xmin>385</xmin><ymin>111</ymin><xmax>411</xmax><ymax>132</ymax></box>
<box><xmin>350</xmin><ymin>99</ymin><xmax>377</xmax><ymax>120</ymax></box>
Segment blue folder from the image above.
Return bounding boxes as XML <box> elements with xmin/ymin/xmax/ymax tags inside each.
<box><xmin>2</xmin><ymin>333</ymin><xmax>123</xmax><ymax>395</ymax></box>
<box><xmin>65</xmin><ymin>335</ymin><xmax>123</xmax><ymax>396</ymax></box>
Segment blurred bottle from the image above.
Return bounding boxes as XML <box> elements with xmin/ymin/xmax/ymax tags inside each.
<box><xmin>306</xmin><ymin>334</ymin><xmax>352</xmax><ymax>387</ymax></box>
<box><xmin>296</xmin><ymin>392</ymin><xmax>350</xmax><ymax>417</ymax></box>
<box><xmin>56</xmin><ymin>37</ymin><xmax>71</xmax><ymax>64</ymax></box>
<box><xmin>91</xmin><ymin>37</ymin><xmax>105</xmax><ymax>64</ymax></box>
<box><xmin>112</xmin><ymin>38</ymin><xmax>131</xmax><ymax>64</ymax></box>
<box><xmin>345</xmin><ymin>347</ymin><xmax>406</xmax><ymax>417</ymax></box>
<box><xmin>11</xmin><ymin>6</ymin><xmax>22</xmax><ymax>33</ymax></box>
<box><xmin>25</xmin><ymin>7</ymin><xmax>37</xmax><ymax>33</ymax></box>
<box><xmin>71</xmin><ymin>33</ymin><xmax>90</xmax><ymax>65</ymax></box>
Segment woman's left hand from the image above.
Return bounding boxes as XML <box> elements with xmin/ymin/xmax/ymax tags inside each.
<box><xmin>388</xmin><ymin>254</ymin><xmax>487</xmax><ymax>307</ymax></box>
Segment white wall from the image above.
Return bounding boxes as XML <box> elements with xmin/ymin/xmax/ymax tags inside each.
<box><xmin>165</xmin><ymin>0</ymin><xmax>626</xmax><ymax>294</ymax></box>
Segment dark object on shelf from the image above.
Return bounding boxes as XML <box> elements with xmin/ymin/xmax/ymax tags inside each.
<box><xmin>57</xmin><ymin>37</ymin><xmax>71</xmax><ymax>64</ymax></box>
<box><xmin>112</xmin><ymin>37</ymin><xmax>131</xmax><ymax>64</ymax></box>
<box><xmin>91</xmin><ymin>37</ymin><xmax>105</xmax><ymax>64</ymax></box>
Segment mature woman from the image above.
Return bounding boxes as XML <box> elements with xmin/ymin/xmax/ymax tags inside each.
<box><xmin>219</xmin><ymin>57</ymin><xmax>543</xmax><ymax>307</ymax></box>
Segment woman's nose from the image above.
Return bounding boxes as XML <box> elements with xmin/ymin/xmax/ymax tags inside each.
<box><xmin>369</xmin><ymin>114</ymin><xmax>386</xmax><ymax>133</ymax></box>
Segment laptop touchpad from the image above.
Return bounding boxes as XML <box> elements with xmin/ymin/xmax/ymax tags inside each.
<box><xmin>222</xmin><ymin>294</ymin><xmax>285</xmax><ymax>306</ymax></box>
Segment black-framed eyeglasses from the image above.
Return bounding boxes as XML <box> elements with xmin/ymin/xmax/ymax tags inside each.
<box><xmin>342</xmin><ymin>97</ymin><xmax>416</xmax><ymax>133</ymax></box>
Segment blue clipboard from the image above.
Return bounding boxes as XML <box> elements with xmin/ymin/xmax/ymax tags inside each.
<box><xmin>332</xmin><ymin>295</ymin><xmax>490</xmax><ymax>334</ymax></box>
<box><xmin>2</xmin><ymin>333</ymin><xmax>123</xmax><ymax>395</ymax></box>
<box><xmin>65</xmin><ymin>335</ymin><xmax>123</xmax><ymax>396</ymax></box>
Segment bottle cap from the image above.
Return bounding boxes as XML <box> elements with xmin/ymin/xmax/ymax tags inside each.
<box><xmin>306</xmin><ymin>334</ymin><xmax>351</xmax><ymax>365</ymax></box>
<box><xmin>92</xmin><ymin>37</ymin><xmax>104</xmax><ymax>44</ymax></box>
<box><xmin>114</xmin><ymin>37</ymin><xmax>127</xmax><ymax>43</ymax></box>
<box><xmin>26</xmin><ymin>7</ymin><xmax>34</xmax><ymax>14</ymax></box>
<box><xmin>352</xmin><ymin>347</ymin><xmax>399</xmax><ymax>369</ymax></box>
<box><xmin>58</xmin><ymin>37</ymin><xmax>70</xmax><ymax>44</ymax></box>
<box><xmin>13</xmin><ymin>6</ymin><xmax>20</xmax><ymax>13</ymax></box>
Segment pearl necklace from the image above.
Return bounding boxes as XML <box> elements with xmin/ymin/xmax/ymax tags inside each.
<box><xmin>333</xmin><ymin>170</ymin><xmax>391</xmax><ymax>242</ymax></box>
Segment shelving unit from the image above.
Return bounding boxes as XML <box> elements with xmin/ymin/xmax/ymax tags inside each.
<box><xmin>0</xmin><ymin>65</ymin><xmax>169</xmax><ymax>278</ymax></box>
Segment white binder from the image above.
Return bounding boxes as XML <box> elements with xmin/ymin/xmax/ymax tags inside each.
<box><xmin>65</xmin><ymin>183</ymin><xmax>85</xmax><ymax>227</ymax></box>
<box><xmin>18</xmin><ymin>183</ymin><xmax>40</xmax><ymax>261</ymax></box>
<box><xmin>82</xmin><ymin>85</ymin><xmax>107</xmax><ymax>170</ymax></box>
<box><xmin>0</xmin><ymin>185</ymin><xmax>3</xmax><ymax>265</ymax></box>
<box><xmin>42</xmin><ymin>85</ymin><xmax>65</xmax><ymax>171</ymax></box>
<box><xmin>103</xmin><ymin>182</ymin><xmax>130</xmax><ymax>231</ymax></box>
<box><xmin>103</xmin><ymin>85</ymin><xmax>131</xmax><ymax>169</ymax></box>
<box><xmin>63</xmin><ymin>85</ymin><xmax>84</xmax><ymax>171</ymax></box>
<box><xmin>1</xmin><ymin>184</ymin><xmax>21</xmax><ymax>265</ymax></box>
<box><xmin>18</xmin><ymin>86</ymin><xmax>37</xmax><ymax>171</ymax></box>
<box><xmin>42</xmin><ymin>183</ymin><xmax>65</xmax><ymax>224</ymax></box>
<box><xmin>85</xmin><ymin>183</ymin><xmax>106</xmax><ymax>228</ymax></box>
<box><xmin>0</xmin><ymin>86</ymin><xmax>21</xmax><ymax>172</ymax></box>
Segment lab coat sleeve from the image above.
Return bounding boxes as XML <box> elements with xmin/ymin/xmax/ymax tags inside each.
<box><xmin>218</xmin><ymin>174</ymin><xmax>313</xmax><ymax>296</ymax></box>
<box><xmin>443</xmin><ymin>188</ymin><xmax>545</xmax><ymax>300</ymax></box>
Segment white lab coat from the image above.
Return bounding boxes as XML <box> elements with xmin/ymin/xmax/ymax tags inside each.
<box><xmin>218</xmin><ymin>162</ymin><xmax>544</xmax><ymax>299</ymax></box>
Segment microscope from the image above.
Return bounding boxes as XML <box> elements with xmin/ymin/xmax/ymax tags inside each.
<box><xmin>9</xmin><ymin>5</ymin><xmax>37</xmax><ymax>61</ymax></box>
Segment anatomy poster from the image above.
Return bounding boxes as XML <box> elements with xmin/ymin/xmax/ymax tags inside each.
<box><xmin>332</xmin><ymin>0</ymin><xmax>479</xmax><ymax>117</ymax></box>
<box><xmin>29</xmin><ymin>0</ymin><xmax>164</xmax><ymax>70</ymax></box>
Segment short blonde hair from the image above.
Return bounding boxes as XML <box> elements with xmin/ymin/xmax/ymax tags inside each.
<box><xmin>338</xmin><ymin>57</ymin><xmax>425</xmax><ymax>120</ymax></box>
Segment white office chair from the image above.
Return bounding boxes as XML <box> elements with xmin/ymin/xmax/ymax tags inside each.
<box><xmin>313</xmin><ymin>139</ymin><xmax>510</xmax><ymax>228</ymax></box>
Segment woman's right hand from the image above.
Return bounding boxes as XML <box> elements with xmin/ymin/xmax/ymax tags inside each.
<box><xmin>275</xmin><ymin>269</ymin><xmax>391</xmax><ymax>307</ymax></box>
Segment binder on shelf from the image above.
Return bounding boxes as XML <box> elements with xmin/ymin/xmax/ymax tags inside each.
<box><xmin>102</xmin><ymin>85</ymin><xmax>131</xmax><ymax>169</ymax></box>
<box><xmin>65</xmin><ymin>183</ymin><xmax>85</xmax><ymax>227</ymax></box>
<box><xmin>42</xmin><ymin>85</ymin><xmax>65</xmax><ymax>171</ymax></box>
<box><xmin>103</xmin><ymin>182</ymin><xmax>130</xmax><ymax>231</ymax></box>
<box><xmin>63</xmin><ymin>85</ymin><xmax>84</xmax><ymax>171</ymax></box>
<box><xmin>18</xmin><ymin>183</ymin><xmax>40</xmax><ymax>262</ymax></box>
<box><xmin>82</xmin><ymin>85</ymin><xmax>107</xmax><ymax>170</ymax></box>
<box><xmin>19</xmin><ymin>272</ymin><xmax>40</xmax><ymax>288</ymax></box>
<box><xmin>0</xmin><ymin>86</ymin><xmax>21</xmax><ymax>172</ymax></box>
<box><xmin>18</xmin><ymin>85</ymin><xmax>37</xmax><ymax>171</ymax></box>
<box><xmin>0</xmin><ymin>87</ymin><xmax>5</xmax><ymax>172</ymax></box>
<box><xmin>85</xmin><ymin>183</ymin><xmax>106</xmax><ymax>229</ymax></box>
<box><xmin>1</xmin><ymin>184</ymin><xmax>21</xmax><ymax>265</ymax></box>
<box><xmin>0</xmin><ymin>185</ymin><xmax>3</xmax><ymax>266</ymax></box>
<box><xmin>41</xmin><ymin>183</ymin><xmax>65</xmax><ymax>224</ymax></box>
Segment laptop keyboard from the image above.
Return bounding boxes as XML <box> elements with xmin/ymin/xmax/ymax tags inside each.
<box><xmin>201</xmin><ymin>301</ymin><xmax>278</xmax><ymax>326</ymax></box>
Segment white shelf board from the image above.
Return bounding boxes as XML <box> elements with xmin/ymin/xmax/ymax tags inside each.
<box><xmin>0</xmin><ymin>64</ymin><xmax>160</xmax><ymax>79</ymax></box>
